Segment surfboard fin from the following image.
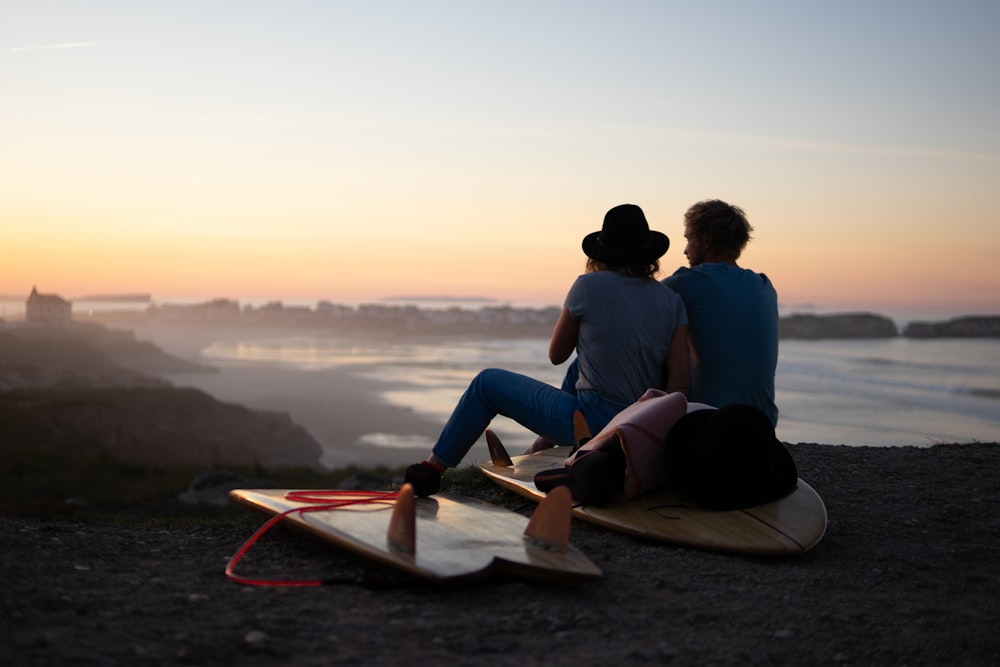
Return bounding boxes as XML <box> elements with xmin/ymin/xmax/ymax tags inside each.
<box><xmin>523</xmin><ymin>485</ymin><xmax>572</xmax><ymax>553</ymax></box>
<box><xmin>485</xmin><ymin>429</ymin><xmax>513</xmax><ymax>467</ymax></box>
<box><xmin>573</xmin><ymin>410</ymin><xmax>592</xmax><ymax>447</ymax></box>
<box><xmin>387</xmin><ymin>484</ymin><xmax>417</xmax><ymax>555</ymax></box>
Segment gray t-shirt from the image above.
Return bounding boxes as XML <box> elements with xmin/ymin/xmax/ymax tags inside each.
<box><xmin>565</xmin><ymin>271</ymin><xmax>688</xmax><ymax>405</ymax></box>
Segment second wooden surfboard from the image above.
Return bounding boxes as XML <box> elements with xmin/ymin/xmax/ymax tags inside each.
<box><xmin>479</xmin><ymin>444</ymin><xmax>827</xmax><ymax>556</ymax></box>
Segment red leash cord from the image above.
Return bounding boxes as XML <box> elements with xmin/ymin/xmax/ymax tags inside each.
<box><xmin>225</xmin><ymin>489</ymin><xmax>399</xmax><ymax>587</ymax></box>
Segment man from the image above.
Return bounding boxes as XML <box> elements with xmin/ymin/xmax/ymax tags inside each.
<box><xmin>662</xmin><ymin>199</ymin><xmax>778</xmax><ymax>425</ymax></box>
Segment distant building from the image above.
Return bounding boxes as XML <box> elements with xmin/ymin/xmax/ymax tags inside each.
<box><xmin>25</xmin><ymin>286</ymin><xmax>72</xmax><ymax>325</ymax></box>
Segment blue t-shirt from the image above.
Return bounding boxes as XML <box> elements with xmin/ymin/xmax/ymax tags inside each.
<box><xmin>663</xmin><ymin>264</ymin><xmax>779</xmax><ymax>424</ymax></box>
<box><xmin>565</xmin><ymin>271</ymin><xmax>688</xmax><ymax>405</ymax></box>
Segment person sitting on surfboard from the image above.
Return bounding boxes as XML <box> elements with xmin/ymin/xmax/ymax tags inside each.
<box><xmin>405</xmin><ymin>203</ymin><xmax>690</xmax><ymax>496</ymax></box>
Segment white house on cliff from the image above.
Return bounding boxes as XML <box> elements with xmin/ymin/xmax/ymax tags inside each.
<box><xmin>26</xmin><ymin>286</ymin><xmax>72</xmax><ymax>325</ymax></box>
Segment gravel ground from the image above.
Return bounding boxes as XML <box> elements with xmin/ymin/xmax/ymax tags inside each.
<box><xmin>2</xmin><ymin>442</ymin><xmax>999</xmax><ymax>666</ymax></box>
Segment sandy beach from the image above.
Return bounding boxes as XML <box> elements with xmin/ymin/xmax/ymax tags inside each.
<box><xmin>108</xmin><ymin>322</ymin><xmax>445</xmax><ymax>468</ymax></box>
<box><xmin>165</xmin><ymin>364</ymin><xmax>443</xmax><ymax>468</ymax></box>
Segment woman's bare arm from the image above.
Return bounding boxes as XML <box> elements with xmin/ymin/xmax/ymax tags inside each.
<box><xmin>549</xmin><ymin>307</ymin><xmax>579</xmax><ymax>364</ymax></box>
<box><xmin>664</xmin><ymin>324</ymin><xmax>690</xmax><ymax>396</ymax></box>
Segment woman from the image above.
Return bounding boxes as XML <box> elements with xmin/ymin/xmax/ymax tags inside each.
<box><xmin>405</xmin><ymin>203</ymin><xmax>689</xmax><ymax>496</ymax></box>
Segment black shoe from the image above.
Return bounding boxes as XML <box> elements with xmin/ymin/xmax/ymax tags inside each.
<box><xmin>567</xmin><ymin>447</ymin><xmax>626</xmax><ymax>507</ymax></box>
<box><xmin>534</xmin><ymin>466</ymin><xmax>586</xmax><ymax>503</ymax></box>
<box><xmin>404</xmin><ymin>462</ymin><xmax>442</xmax><ymax>497</ymax></box>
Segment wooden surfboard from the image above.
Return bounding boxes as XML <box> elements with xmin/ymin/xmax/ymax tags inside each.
<box><xmin>229</xmin><ymin>484</ymin><xmax>602</xmax><ymax>584</ymax></box>
<box><xmin>479</xmin><ymin>437</ymin><xmax>827</xmax><ymax>556</ymax></box>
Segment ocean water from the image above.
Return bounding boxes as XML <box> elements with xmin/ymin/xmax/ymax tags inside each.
<box><xmin>201</xmin><ymin>334</ymin><xmax>1000</xmax><ymax>452</ymax></box>
<box><xmin>774</xmin><ymin>338</ymin><xmax>999</xmax><ymax>445</ymax></box>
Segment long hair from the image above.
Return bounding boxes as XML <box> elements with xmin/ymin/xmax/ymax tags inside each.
<box><xmin>586</xmin><ymin>257</ymin><xmax>660</xmax><ymax>279</ymax></box>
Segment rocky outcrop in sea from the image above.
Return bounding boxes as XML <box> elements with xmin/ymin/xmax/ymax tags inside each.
<box><xmin>779</xmin><ymin>312</ymin><xmax>1000</xmax><ymax>339</ymax></box>
<box><xmin>902</xmin><ymin>316</ymin><xmax>1000</xmax><ymax>338</ymax></box>
<box><xmin>779</xmin><ymin>312</ymin><xmax>898</xmax><ymax>339</ymax></box>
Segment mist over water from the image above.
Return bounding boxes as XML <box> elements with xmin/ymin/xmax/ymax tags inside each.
<box><xmin>201</xmin><ymin>336</ymin><xmax>570</xmax><ymax>456</ymax></box>
<box><xmin>201</xmin><ymin>334</ymin><xmax>1000</xmax><ymax>452</ymax></box>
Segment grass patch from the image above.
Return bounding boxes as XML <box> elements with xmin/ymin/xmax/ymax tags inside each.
<box><xmin>0</xmin><ymin>450</ymin><xmax>525</xmax><ymax>525</ymax></box>
<box><xmin>0</xmin><ymin>448</ymin><xmax>409</xmax><ymax>516</ymax></box>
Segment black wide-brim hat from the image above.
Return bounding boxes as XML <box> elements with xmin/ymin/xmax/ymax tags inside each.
<box><xmin>582</xmin><ymin>203</ymin><xmax>669</xmax><ymax>266</ymax></box>
<box><xmin>663</xmin><ymin>404</ymin><xmax>798</xmax><ymax>510</ymax></box>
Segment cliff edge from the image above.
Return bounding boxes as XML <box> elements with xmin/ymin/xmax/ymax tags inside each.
<box><xmin>0</xmin><ymin>324</ymin><xmax>323</xmax><ymax>469</ymax></box>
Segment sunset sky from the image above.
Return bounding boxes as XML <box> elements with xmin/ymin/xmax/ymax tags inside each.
<box><xmin>3</xmin><ymin>1</ymin><xmax>999</xmax><ymax>315</ymax></box>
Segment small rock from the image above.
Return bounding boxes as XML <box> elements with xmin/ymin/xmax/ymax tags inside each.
<box><xmin>245</xmin><ymin>630</ymin><xmax>269</xmax><ymax>644</ymax></box>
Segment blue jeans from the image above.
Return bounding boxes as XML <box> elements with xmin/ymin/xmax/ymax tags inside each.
<box><xmin>431</xmin><ymin>368</ymin><xmax>628</xmax><ymax>468</ymax></box>
<box><xmin>561</xmin><ymin>357</ymin><xmax>580</xmax><ymax>394</ymax></box>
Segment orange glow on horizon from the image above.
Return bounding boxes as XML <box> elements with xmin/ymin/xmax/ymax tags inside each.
<box><xmin>3</xmin><ymin>4</ymin><xmax>998</xmax><ymax>316</ymax></box>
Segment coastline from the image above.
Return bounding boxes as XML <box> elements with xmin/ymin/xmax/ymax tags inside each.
<box><xmin>164</xmin><ymin>363</ymin><xmax>442</xmax><ymax>468</ymax></box>
<box><xmin>123</xmin><ymin>320</ymin><xmax>1000</xmax><ymax>465</ymax></box>
<box><xmin>97</xmin><ymin>321</ymin><xmax>438</xmax><ymax>467</ymax></box>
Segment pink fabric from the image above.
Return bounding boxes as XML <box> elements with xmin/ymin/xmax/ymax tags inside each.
<box><xmin>565</xmin><ymin>389</ymin><xmax>689</xmax><ymax>500</ymax></box>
